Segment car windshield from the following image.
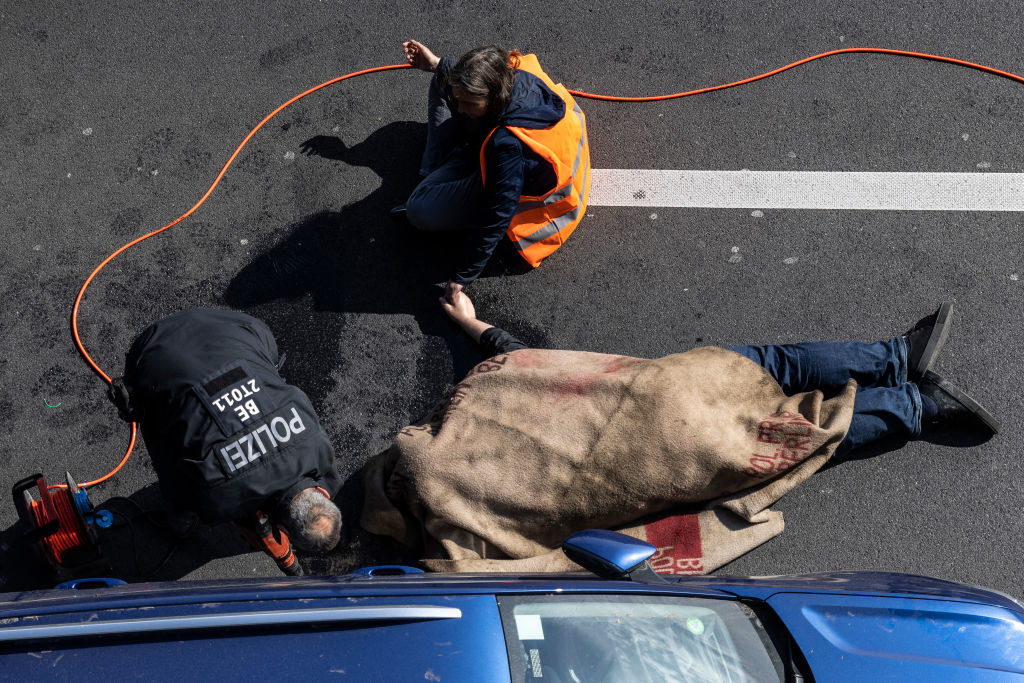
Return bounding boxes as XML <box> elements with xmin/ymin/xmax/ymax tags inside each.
<box><xmin>497</xmin><ymin>594</ymin><xmax>784</xmax><ymax>683</ymax></box>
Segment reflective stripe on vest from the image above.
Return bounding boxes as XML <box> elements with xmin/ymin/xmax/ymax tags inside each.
<box><xmin>479</xmin><ymin>54</ymin><xmax>591</xmax><ymax>268</ymax></box>
<box><xmin>514</xmin><ymin>150</ymin><xmax>591</xmax><ymax>250</ymax></box>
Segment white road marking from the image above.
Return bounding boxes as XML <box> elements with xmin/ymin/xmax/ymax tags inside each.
<box><xmin>588</xmin><ymin>170</ymin><xmax>1024</xmax><ymax>211</ymax></box>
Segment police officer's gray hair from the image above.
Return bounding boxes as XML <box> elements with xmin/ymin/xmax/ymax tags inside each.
<box><xmin>283</xmin><ymin>488</ymin><xmax>342</xmax><ymax>552</ymax></box>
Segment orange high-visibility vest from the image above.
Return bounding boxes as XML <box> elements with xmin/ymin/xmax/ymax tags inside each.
<box><xmin>479</xmin><ymin>54</ymin><xmax>590</xmax><ymax>268</ymax></box>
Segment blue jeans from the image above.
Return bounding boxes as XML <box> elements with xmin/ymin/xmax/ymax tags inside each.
<box><xmin>406</xmin><ymin>72</ymin><xmax>486</xmax><ymax>232</ymax></box>
<box><xmin>728</xmin><ymin>338</ymin><xmax>922</xmax><ymax>459</ymax></box>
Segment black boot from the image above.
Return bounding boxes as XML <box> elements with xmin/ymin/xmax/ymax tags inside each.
<box><xmin>903</xmin><ymin>302</ymin><xmax>952</xmax><ymax>381</ymax></box>
<box><xmin>918</xmin><ymin>370</ymin><xmax>999</xmax><ymax>437</ymax></box>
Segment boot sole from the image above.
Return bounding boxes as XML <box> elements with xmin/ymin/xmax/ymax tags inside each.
<box><xmin>924</xmin><ymin>370</ymin><xmax>1001</xmax><ymax>435</ymax></box>
<box><xmin>913</xmin><ymin>301</ymin><xmax>952</xmax><ymax>378</ymax></box>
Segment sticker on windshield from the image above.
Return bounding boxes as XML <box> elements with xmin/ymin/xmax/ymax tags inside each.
<box><xmin>515</xmin><ymin>614</ymin><xmax>544</xmax><ymax>640</ymax></box>
<box><xmin>529</xmin><ymin>649</ymin><xmax>543</xmax><ymax>679</ymax></box>
<box><xmin>686</xmin><ymin>616</ymin><xmax>705</xmax><ymax>635</ymax></box>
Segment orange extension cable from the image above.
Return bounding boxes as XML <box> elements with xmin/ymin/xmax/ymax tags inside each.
<box><xmin>565</xmin><ymin>46</ymin><xmax>1024</xmax><ymax>100</ymax></box>
<box><xmin>66</xmin><ymin>64</ymin><xmax>412</xmax><ymax>490</ymax></box>
<box><xmin>67</xmin><ymin>48</ymin><xmax>1024</xmax><ymax>490</ymax></box>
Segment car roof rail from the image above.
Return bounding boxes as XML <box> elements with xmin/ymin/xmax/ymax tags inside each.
<box><xmin>561</xmin><ymin>530</ymin><xmax>666</xmax><ymax>583</ymax></box>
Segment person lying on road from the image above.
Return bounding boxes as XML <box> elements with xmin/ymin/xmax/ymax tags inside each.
<box><xmin>361</xmin><ymin>297</ymin><xmax>996</xmax><ymax>573</ymax></box>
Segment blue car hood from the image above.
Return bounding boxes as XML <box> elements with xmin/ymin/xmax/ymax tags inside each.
<box><xmin>768</xmin><ymin>591</ymin><xmax>1024</xmax><ymax>680</ymax></box>
<box><xmin>674</xmin><ymin>572</ymin><xmax>1024</xmax><ymax>680</ymax></box>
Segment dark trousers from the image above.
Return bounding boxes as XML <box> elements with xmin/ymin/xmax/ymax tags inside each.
<box><xmin>406</xmin><ymin>72</ymin><xmax>486</xmax><ymax>232</ymax></box>
<box><xmin>728</xmin><ymin>337</ymin><xmax>920</xmax><ymax>458</ymax></box>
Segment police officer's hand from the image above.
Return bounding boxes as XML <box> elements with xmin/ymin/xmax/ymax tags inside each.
<box><xmin>440</xmin><ymin>290</ymin><xmax>476</xmax><ymax>324</ymax></box>
<box><xmin>403</xmin><ymin>40</ymin><xmax>440</xmax><ymax>72</ymax></box>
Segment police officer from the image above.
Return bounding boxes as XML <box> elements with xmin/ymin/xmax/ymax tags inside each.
<box><xmin>113</xmin><ymin>308</ymin><xmax>342</xmax><ymax>565</ymax></box>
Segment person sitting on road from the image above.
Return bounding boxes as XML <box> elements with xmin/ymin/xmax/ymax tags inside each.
<box><xmin>361</xmin><ymin>297</ymin><xmax>997</xmax><ymax>573</ymax></box>
<box><xmin>395</xmin><ymin>40</ymin><xmax>590</xmax><ymax>302</ymax></box>
<box><xmin>111</xmin><ymin>309</ymin><xmax>343</xmax><ymax>570</ymax></box>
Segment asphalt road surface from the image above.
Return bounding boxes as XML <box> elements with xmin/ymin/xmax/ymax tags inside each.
<box><xmin>2</xmin><ymin>1</ymin><xmax>1022</xmax><ymax>592</ymax></box>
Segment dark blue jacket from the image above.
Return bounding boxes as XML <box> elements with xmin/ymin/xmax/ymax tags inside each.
<box><xmin>436</xmin><ymin>57</ymin><xmax>566</xmax><ymax>284</ymax></box>
<box><xmin>123</xmin><ymin>308</ymin><xmax>340</xmax><ymax>523</ymax></box>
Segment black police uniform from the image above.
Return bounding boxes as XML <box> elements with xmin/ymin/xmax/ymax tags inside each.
<box><xmin>123</xmin><ymin>308</ymin><xmax>340</xmax><ymax>524</ymax></box>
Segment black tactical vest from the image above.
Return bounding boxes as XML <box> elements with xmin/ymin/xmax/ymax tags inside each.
<box><xmin>123</xmin><ymin>309</ymin><xmax>340</xmax><ymax>523</ymax></box>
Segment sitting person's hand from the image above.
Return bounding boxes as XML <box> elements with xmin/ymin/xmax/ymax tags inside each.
<box><xmin>402</xmin><ymin>40</ymin><xmax>440</xmax><ymax>72</ymax></box>
<box><xmin>444</xmin><ymin>280</ymin><xmax>464</xmax><ymax>303</ymax></box>
<box><xmin>440</xmin><ymin>290</ymin><xmax>476</xmax><ymax>324</ymax></box>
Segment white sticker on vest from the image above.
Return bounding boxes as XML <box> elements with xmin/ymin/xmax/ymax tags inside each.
<box><xmin>220</xmin><ymin>407</ymin><xmax>307</xmax><ymax>473</ymax></box>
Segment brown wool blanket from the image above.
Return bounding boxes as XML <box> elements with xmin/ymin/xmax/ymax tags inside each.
<box><xmin>361</xmin><ymin>347</ymin><xmax>856</xmax><ymax>573</ymax></box>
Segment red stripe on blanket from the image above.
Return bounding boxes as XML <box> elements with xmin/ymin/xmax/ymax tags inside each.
<box><xmin>644</xmin><ymin>513</ymin><xmax>705</xmax><ymax>575</ymax></box>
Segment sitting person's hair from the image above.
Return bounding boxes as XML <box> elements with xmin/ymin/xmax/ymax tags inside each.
<box><xmin>450</xmin><ymin>45</ymin><xmax>523</xmax><ymax>117</ymax></box>
<box><xmin>282</xmin><ymin>488</ymin><xmax>343</xmax><ymax>551</ymax></box>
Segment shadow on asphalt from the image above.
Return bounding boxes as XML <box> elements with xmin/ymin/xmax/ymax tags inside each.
<box><xmin>0</xmin><ymin>485</ymin><xmax>255</xmax><ymax>590</ymax></box>
<box><xmin>818</xmin><ymin>437</ymin><xmax>911</xmax><ymax>472</ymax></box>
<box><xmin>224</xmin><ymin>122</ymin><xmax>534</xmax><ymax>403</ymax></box>
<box><xmin>0</xmin><ymin>481</ymin><xmax>419</xmax><ymax>590</ymax></box>
<box><xmin>819</xmin><ymin>425</ymin><xmax>995</xmax><ymax>474</ymax></box>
